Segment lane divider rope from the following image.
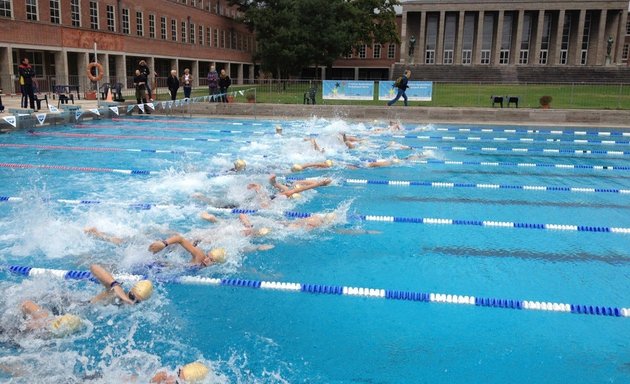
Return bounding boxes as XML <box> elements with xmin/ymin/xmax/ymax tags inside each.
<box><xmin>27</xmin><ymin>131</ymin><xmax>251</xmax><ymax>144</ymax></box>
<box><xmin>406</xmin><ymin>144</ymin><xmax>630</xmax><ymax>157</ymax></box>
<box><xmin>228</xmin><ymin>209</ymin><xmax>630</xmax><ymax>234</ymax></box>
<box><xmin>0</xmin><ymin>162</ymin><xmax>158</xmax><ymax>175</ymax></box>
<box><xmin>0</xmin><ymin>196</ymin><xmax>173</xmax><ymax>209</ymax></box>
<box><xmin>413</xmin><ymin>159</ymin><xmax>630</xmax><ymax>172</ymax></box>
<box><xmin>392</xmin><ymin>134</ymin><xmax>630</xmax><ymax>146</ymax></box>
<box><xmin>4</xmin><ymin>265</ymin><xmax>629</xmax><ymax>319</ymax></box>
<box><xmin>74</xmin><ymin>123</ymin><xmax>272</xmax><ymax>135</ymax></box>
<box><xmin>431</xmin><ymin>126</ymin><xmax>630</xmax><ymax>138</ymax></box>
<box><xmin>0</xmin><ymin>143</ymin><xmax>203</xmax><ymax>156</ymax></box>
<box><xmin>338</xmin><ymin>178</ymin><xmax>630</xmax><ymax>195</ymax></box>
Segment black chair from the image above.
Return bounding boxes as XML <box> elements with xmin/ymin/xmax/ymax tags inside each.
<box><xmin>99</xmin><ymin>83</ymin><xmax>111</xmax><ymax>99</ymax></box>
<box><xmin>491</xmin><ymin>95</ymin><xmax>504</xmax><ymax>108</ymax></box>
<box><xmin>112</xmin><ymin>83</ymin><xmax>125</xmax><ymax>102</ymax></box>
<box><xmin>303</xmin><ymin>86</ymin><xmax>317</xmax><ymax>105</ymax></box>
<box><xmin>507</xmin><ymin>96</ymin><xmax>519</xmax><ymax>108</ymax></box>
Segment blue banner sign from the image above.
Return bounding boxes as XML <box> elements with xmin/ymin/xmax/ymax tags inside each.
<box><xmin>323</xmin><ymin>80</ymin><xmax>375</xmax><ymax>100</ymax></box>
<box><xmin>379</xmin><ymin>81</ymin><xmax>433</xmax><ymax>101</ymax></box>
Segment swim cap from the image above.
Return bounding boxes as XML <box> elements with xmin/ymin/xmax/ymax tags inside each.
<box><xmin>290</xmin><ymin>193</ymin><xmax>301</xmax><ymax>199</ymax></box>
<box><xmin>325</xmin><ymin>160</ymin><xmax>333</xmax><ymax>167</ymax></box>
<box><xmin>275</xmin><ymin>125</ymin><xmax>282</xmax><ymax>133</ymax></box>
<box><xmin>234</xmin><ymin>159</ymin><xmax>246</xmax><ymax>171</ymax></box>
<box><xmin>291</xmin><ymin>164</ymin><xmax>303</xmax><ymax>172</ymax></box>
<box><xmin>130</xmin><ymin>280</ymin><xmax>153</xmax><ymax>302</ymax></box>
<box><xmin>257</xmin><ymin>227</ymin><xmax>270</xmax><ymax>236</ymax></box>
<box><xmin>49</xmin><ymin>314</ymin><xmax>82</xmax><ymax>337</ymax></box>
<box><xmin>210</xmin><ymin>248</ymin><xmax>226</xmax><ymax>263</ymax></box>
<box><xmin>392</xmin><ymin>158</ymin><xmax>400</xmax><ymax>164</ymax></box>
<box><xmin>180</xmin><ymin>362</ymin><xmax>209</xmax><ymax>382</ymax></box>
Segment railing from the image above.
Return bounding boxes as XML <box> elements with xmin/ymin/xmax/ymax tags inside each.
<box><xmin>2</xmin><ymin>75</ymin><xmax>630</xmax><ymax>109</ymax></box>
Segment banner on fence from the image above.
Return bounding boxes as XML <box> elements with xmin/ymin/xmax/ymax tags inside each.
<box><xmin>378</xmin><ymin>81</ymin><xmax>433</xmax><ymax>101</ymax></box>
<box><xmin>323</xmin><ymin>80</ymin><xmax>374</xmax><ymax>100</ymax></box>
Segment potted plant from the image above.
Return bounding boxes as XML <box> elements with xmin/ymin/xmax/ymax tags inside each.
<box><xmin>539</xmin><ymin>95</ymin><xmax>552</xmax><ymax>109</ymax></box>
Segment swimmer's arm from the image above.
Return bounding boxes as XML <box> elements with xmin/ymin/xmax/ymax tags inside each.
<box><xmin>191</xmin><ymin>193</ymin><xmax>213</xmax><ymax>204</ymax></box>
<box><xmin>84</xmin><ymin>227</ymin><xmax>125</xmax><ymax>245</ymax></box>
<box><xmin>154</xmin><ymin>235</ymin><xmax>207</xmax><ymax>261</ymax></box>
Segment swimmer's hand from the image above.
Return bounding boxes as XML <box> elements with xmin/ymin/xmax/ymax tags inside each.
<box><xmin>148</xmin><ymin>240</ymin><xmax>167</xmax><ymax>254</ymax></box>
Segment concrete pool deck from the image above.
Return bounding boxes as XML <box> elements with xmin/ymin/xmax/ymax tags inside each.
<box><xmin>2</xmin><ymin>92</ymin><xmax>630</xmax><ymax>128</ymax></box>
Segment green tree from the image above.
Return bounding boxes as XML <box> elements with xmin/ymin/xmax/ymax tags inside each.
<box><xmin>229</xmin><ymin>0</ymin><xmax>400</xmax><ymax>78</ymax></box>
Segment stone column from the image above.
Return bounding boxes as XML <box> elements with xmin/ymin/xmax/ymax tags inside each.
<box><xmin>512</xmin><ymin>10</ymin><xmax>524</xmax><ymax>65</ymax></box>
<box><xmin>192</xmin><ymin>60</ymin><xmax>199</xmax><ymax>87</ymax></box>
<box><xmin>54</xmin><ymin>50</ymin><xmax>69</xmax><ymax>87</ymax></box>
<box><xmin>146</xmin><ymin>56</ymin><xmax>155</xmax><ymax>91</ymax></box>
<box><xmin>474</xmin><ymin>10</ymin><xmax>485</xmax><ymax>64</ymax></box>
<box><xmin>78</xmin><ymin>52</ymin><xmax>90</xmax><ymax>92</ymax></box>
<box><xmin>0</xmin><ymin>46</ymin><xmax>14</xmax><ymax>93</ymax></box>
<box><xmin>615</xmin><ymin>9</ymin><xmax>627</xmax><ymax>65</ymax></box>
<box><xmin>493</xmin><ymin>10</ymin><xmax>504</xmax><ymax>65</ymax></box>
<box><xmin>237</xmin><ymin>63</ymin><xmax>244</xmax><ymax>84</ymax></box>
<box><xmin>115</xmin><ymin>55</ymin><xmax>126</xmax><ymax>88</ymax></box>
<box><xmin>551</xmin><ymin>9</ymin><xmax>565</xmax><ymax>65</ymax></box>
<box><xmin>401</xmin><ymin>10</ymin><xmax>408</xmax><ymax>64</ymax></box>
<box><xmin>532</xmin><ymin>10</ymin><xmax>545</xmax><ymax>65</ymax></box>
<box><xmin>320</xmin><ymin>67</ymin><xmax>326</xmax><ymax>81</ymax></box>
<box><xmin>455</xmin><ymin>10</ymin><xmax>465</xmax><ymax>64</ymax></box>
<box><xmin>354</xmin><ymin>67</ymin><xmax>359</xmax><ymax>80</ymax></box>
<box><xmin>570</xmin><ymin>9</ymin><xmax>586</xmax><ymax>65</ymax></box>
<box><xmin>591</xmin><ymin>10</ymin><xmax>607</xmax><ymax>66</ymax></box>
<box><xmin>436</xmin><ymin>11</ymin><xmax>446</xmax><ymax>64</ymax></box>
<box><xmin>418</xmin><ymin>11</ymin><xmax>426</xmax><ymax>64</ymax></box>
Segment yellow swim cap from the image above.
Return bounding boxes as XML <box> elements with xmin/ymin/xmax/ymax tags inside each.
<box><xmin>290</xmin><ymin>193</ymin><xmax>301</xmax><ymax>199</ymax></box>
<box><xmin>257</xmin><ymin>227</ymin><xmax>270</xmax><ymax>236</ymax></box>
<box><xmin>130</xmin><ymin>280</ymin><xmax>153</xmax><ymax>302</ymax></box>
<box><xmin>49</xmin><ymin>314</ymin><xmax>82</xmax><ymax>337</ymax></box>
<box><xmin>325</xmin><ymin>160</ymin><xmax>333</xmax><ymax>167</ymax></box>
<box><xmin>210</xmin><ymin>248</ymin><xmax>226</xmax><ymax>263</ymax></box>
<box><xmin>291</xmin><ymin>164</ymin><xmax>303</xmax><ymax>172</ymax></box>
<box><xmin>234</xmin><ymin>159</ymin><xmax>246</xmax><ymax>171</ymax></box>
<box><xmin>180</xmin><ymin>362</ymin><xmax>210</xmax><ymax>382</ymax></box>
<box><xmin>275</xmin><ymin>124</ymin><xmax>282</xmax><ymax>133</ymax></box>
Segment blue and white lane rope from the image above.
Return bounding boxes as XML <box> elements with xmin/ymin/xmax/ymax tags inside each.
<box><xmin>227</xmin><ymin>209</ymin><xmax>630</xmax><ymax>234</ymax></box>
<box><xmin>0</xmin><ymin>162</ymin><xmax>159</xmax><ymax>175</ymax></box>
<box><xmin>0</xmin><ymin>143</ymin><xmax>203</xmax><ymax>156</ymax></box>
<box><xmin>393</xmin><ymin>134</ymin><xmax>630</xmax><ymax>146</ymax></box>
<box><xmin>341</xmin><ymin>178</ymin><xmax>630</xmax><ymax>195</ymax></box>
<box><xmin>414</xmin><ymin>159</ymin><xmax>630</xmax><ymax>172</ymax></box>
<box><xmin>406</xmin><ymin>144</ymin><xmax>630</xmax><ymax>157</ymax></box>
<box><xmin>4</xmin><ymin>265</ymin><xmax>629</xmax><ymax>318</ymax></box>
<box><xmin>0</xmin><ymin>196</ymin><xmax>174</xmax><ymax>210</ymax></box>
<box><xmin>431</xmin><ymin>126</ymin><xmax>630</xmax><ymax>138</ymax></box>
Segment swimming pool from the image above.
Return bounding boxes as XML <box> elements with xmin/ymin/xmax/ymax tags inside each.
<box><xmin>0</xmin><ymin>116</ymin><xmax>629</xmax><ymax>383</ymax></box>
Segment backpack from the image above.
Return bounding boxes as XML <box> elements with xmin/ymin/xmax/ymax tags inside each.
<box><xmin>394</xmin><ymin>76</ymin><xmax>402</xmax><ymax>88</ymax></box>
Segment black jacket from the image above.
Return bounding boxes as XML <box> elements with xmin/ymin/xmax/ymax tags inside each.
<box><xmin>167</xmin><ymin>75</ymin><xmax>179</xmax><ymax>91</ymax></box>
<box><xmin>219</xmin><ymin>75</ymin><xmax>231</xmax><ymax>89</ymax></box>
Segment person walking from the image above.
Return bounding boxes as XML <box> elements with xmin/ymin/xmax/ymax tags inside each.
<box><xmin>18</xmin><ymin>58</ymin><xmax>36</xmax><ymax>110</ymax></box>
<box><xmin>167</xmin><ymin>69</ymin><xmax>179</xmax><ymax>100</ymax></box>
<box><xmin>387</xmin><ymin>69</ymin><xmax>411</xmax><ymax>107</ymax></box>
<box><xmin>181</xmin><ymin>68</ymin><xmax>193</xmax><ymax>99</ymax></box>
<box><xmin>207</xmin><ymin>65</ymin><xmax>219</xmax><ymax>101</ymax></box>
<box><xmin>218</xmin><ymin>69</ymin><xmax>231</xmax><ymax>103</ymax></box>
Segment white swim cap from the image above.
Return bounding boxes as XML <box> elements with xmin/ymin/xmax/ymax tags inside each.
<box><xmin>275</xmin><ymin>124</ymin><xmax>282</xmax><ymax>133</ymax></box>
<box><xmin>234</xmin><ymin>159</ymin><xmax>246</xmax><ymax>171</ymax></box>
<box><xmin>49</xmin><ymin>314</ymin><xmax>82</xmax><ymax>337</ymax></box>
<box><xmin>325</xmin><ymin>160</ymin><xmax>333</xmax><ymax>167</ymax></box>
<box><xmin>180</xmin><ymin>362</ymin><xmax>210</xmax><ymax>382</ymax></box>
<box><xmin>210</xmin><ymin>248</ymin><xmax>226</xmax><ymax>263</ymax></box>
<box><xmin>130</xmin><ymin>280</ymin><xmax>153</xmax><ymax>302</ymax></box>
<box><xmin>291</xmin><ymin>164</ymin><xmax>303</xmax><ymax>172</ymax></box>
<box><xmin>257</xmin><ymin>227</ymin><xmax>271</xmax><ymax>236</ymax></box>
<box><xmin>290</xmin><ymin>193</ymin><xmax>301</xmax><ymax>199</ymax></box>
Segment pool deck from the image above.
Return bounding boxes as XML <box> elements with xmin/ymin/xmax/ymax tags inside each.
<box><xmin>2</xmin><ymin>92</ymin><xmax>630</xmax><ymax>129</ymax></box>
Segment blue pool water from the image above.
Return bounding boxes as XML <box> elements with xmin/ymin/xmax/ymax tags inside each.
<box><xmin>0</xmin><ymin>116</ymin><xmax>629</xmax><ymax>383</ymax></box>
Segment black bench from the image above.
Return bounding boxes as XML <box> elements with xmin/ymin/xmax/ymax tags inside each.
<box><xmin>507</xmin><ymin>96</ymin><xmax>519</xmax><ymax>108</ymax></box>
<box><xmin>303</xmin><ymin>87</ymin><xmax>317</xmax><ymax>105</ymax></box>
<box><xmin>100</xmin><ymin>83</ymin><xmax>125</xmax><ymax>102</ymax></box>
<box><xmin>53</xmin><ymin>85</ymin><xmax>80</xmax><ymax>107</ymax></box>
<box><xmin>491</xmin><ymin>95</ymin><xmax>504</xmax><ymax>108</ymax></box>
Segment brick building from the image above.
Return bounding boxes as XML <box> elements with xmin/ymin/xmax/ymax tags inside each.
<box><xmin>0</xmin><ymin>0</ymin><xmax>255</xmax><ymax>93</ymax></box>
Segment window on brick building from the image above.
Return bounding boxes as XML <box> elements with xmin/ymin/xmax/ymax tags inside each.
<box><xmin>206</xmin><ymin>27</ymin><xmax>212</xmax><ymax>47</ymax></box>
<box><xmin>122</xmin><ymin>9</ymin><xmax>129</xmax><ymax>34</ymax></box>
<box><xmin>190</xmin><ymin>22</ymin><xmax>195</xmax><ymax>44</ymax></box>
<box><xmin>387</xmin><ymin>44</ymin><xmax>396</xmax><ymax>59</ymax></box>
<box><xmin>136</xmin><ymin>12</ymin><xmax>144</xmax><ymax>36</ymax></box>
<box><xmin>89</xmin><ymin>1</ymin><xmax>98</xmax><ymax>30</ymax></box>
<box><xmin>50</xmin><ymin>0</ymin><xmax>61</xmax><ymax>24</ymax></box>
<box><xmin>70</xmin><ymin>0</ymin><xmax>80</xmax><ymax>27</ymax></box>
<box><xmin>26</xmin><ymin>0</ymin><xmax>38</xmax><ymax>21</ymax></box>
<box><xmin>221</xmin><ymin>30</ymin><xmax>226</xmax><ymax>48</ymax></box>
<box><xmin>358</xmin><ymin>44</ymin><xmax>366</xmax><ymax>59</ymax></box>
<box><xmin>106</xmin><ymin>5</ymin><xmax>115</xmax><ymax>32</ymax></box>
<box><xmin>214</xmin><ymin>29</ymin><xmax>219</xmax><ymax>48</ymax></box>
<box><xmin>149</xmin><ymin>14</ymin><xmax>155</xmax><ymax>38</ymax></box>
<box><xmin>0</xmin><ymin>0</ymin><xmax>12</xmax><ymax>18</ymax></box>
<box><xmin>181</xmin><ymin>21</ymin><xmax>187</xmax><ymax>43</ymax></box>
<box><xmin>623</xmin><ymin>43</ymin><xmax>629</xmax><ymax>60</ymax></box>
<box><xmin>171</xmin><ymin>19</ymin><xmax>177</xmax><ymax>41</ymax></box>
<box><xmin>161</xmin><ymin>16</ymin><xmax>167</xmax><ymax>39</ymax></box>
<box><xmin>198</xmin><ymin>25</ymin><xmax>203</xmax><ymax>45</ymax></box>
<box><xmin>373</xmin><ymin>44</ymin><xmax>381</xmax><ymax>59</ymax></box>
<box><xmin>626</xmin><ymin>19</ymin><xmax>630</xmax><ymax>35</ymax></box>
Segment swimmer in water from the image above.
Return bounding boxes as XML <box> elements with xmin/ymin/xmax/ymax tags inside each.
<box><xmin>20</xmin><ymin>300</ymin><xmax>83</xmax><ymax>337</ymax></box>
<box><xmin>90</xmin><ymin>264</ymin><xmax>153</xmax><ymax>305</ymax></box>
<box><xmin>268</xmin><ymin>174</ymin><xmax>332</xmax><ymax>198</ymax></box>
<box><xmin>290</xmin><ymin>159</ymin><xmax>333</xmax><ymax>172</ymax></box>
<box><xmin>231</xmin><ymin>159</ymin><xmax>246</xmax><ymax>172</ymax></box>
<box><xmin>200</xmin><ymin>212</ymin><xmax>272</xmax><ymax>237</ymax></box>
<box><xmin>150</xmin><ymin>361</ymin><xmax>210</xmax><ymax>383</ymax></box>
<box><xmin>341</xmin><ymin>133</ymin><xmax>363</xmax><ymax>149</ymax></box>
<box><xmin>148</xmin><ymin>234</ymin><xmax>227</xmax><ymax>267</ymax></box>
<box><xmin>84</xmin><ymin>227</ymin><xmax>126</xmax><ymax>245</ymax></box>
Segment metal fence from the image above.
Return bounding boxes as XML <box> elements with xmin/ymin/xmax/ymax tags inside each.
<box><xmin>2</xmin><ymin>74</ymin><xmax>630</xmax><ymax>109</ymax></box>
